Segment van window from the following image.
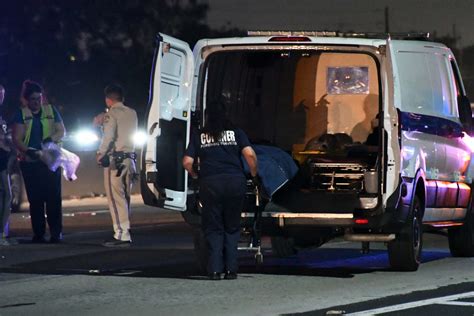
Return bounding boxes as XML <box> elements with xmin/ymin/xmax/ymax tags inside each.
<box><xmin>450</xmin><ymin>59</ymin><xmax>472</xmax><ymax>129</ymax></box>
<box><xmin>449</xmin><ymin>59</ymin><xmax>463</xmax><ymax>98</ymax></box>
<box><xmin>203</xmin><ymin>50</ymin><xmax>380</xmax><ymax>153</ymax></box>
<box><xmin>396</xmin><ymin>52</ymin><xmax>457</xmax><ymax>119</ymax></box>
<box><xmin>327</xmin><ymin>66</ymin><xmax>369</xmax><ymax>95</ymax></box>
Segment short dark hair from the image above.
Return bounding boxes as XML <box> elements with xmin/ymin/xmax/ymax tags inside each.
<box><xmin>104</xmin><ymin>84</ymin><xmax>124</xmax><ymax>102</ymax></box>
<box><xmin>21</xmin><ymin>80</ymin><xmax>43</xmax><ymax>99</ymax></box>
<box><xmin>203</xmin><ymin>100</ymin><xmax>234</xmax><ymax>140</ymax></box>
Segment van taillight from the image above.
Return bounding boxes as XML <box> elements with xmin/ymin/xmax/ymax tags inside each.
<box><xmin>355</xmin><ymin>219</ymin><xmax>369</xmax><ymax>225</ymax></box>
<box><xmin>268</xmin><ymin>36</ymin><xmax>311</xmax><ymax>42</ymax></box>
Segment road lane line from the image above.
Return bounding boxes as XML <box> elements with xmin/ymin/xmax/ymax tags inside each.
<box><xmin>345</xmin><ymin>290</ymin><xmax>474</xmax><ymax>315</ymax></box>
<box><xmin>439</xmin><ymin>301</ymin><xmax>474</xmax><ymax>306</ymax></box>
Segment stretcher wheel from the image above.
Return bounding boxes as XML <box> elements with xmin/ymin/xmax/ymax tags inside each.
<box><xmin>255</xmin><ymin>253</ymin><xmax>263</xmax><ymax>265</ymax></box>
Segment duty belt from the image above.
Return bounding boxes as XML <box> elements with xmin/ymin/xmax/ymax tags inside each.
<box><xmin>112</xmin><ymin>152</ymin><xmax>136</xmax><ymax>177</ymax></box>
<box><xmin>112</xmin><ymin>151</ymin><xmax>137</xmax><ymax>161</ymax></box>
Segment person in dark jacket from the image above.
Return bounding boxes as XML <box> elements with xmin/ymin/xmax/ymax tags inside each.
<box><xmin>183</xmin><ymin>101</ymin><xmax>258</xmax><ymax>280</ymax></box>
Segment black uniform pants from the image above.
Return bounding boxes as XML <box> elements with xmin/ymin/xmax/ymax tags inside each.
<box><xmin>20</xmin><ymin>161</ymin><xmax>62</xmax><ymax>239</ymax></box>
<box><xmin>200</xmin><ymin>174</ymin><xmax>246</xmax><ymax>274</ymax></box>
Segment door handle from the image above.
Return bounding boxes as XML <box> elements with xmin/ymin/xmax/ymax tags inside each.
<box><xmin>149</xmin><ymin>122</ymin><xmax>158</xmax><ymax>135</ymax></box>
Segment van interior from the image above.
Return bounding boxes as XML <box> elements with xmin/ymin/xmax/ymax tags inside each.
<box><xmin>202</xmin><ymin>50</ymin><xmax>381</xmax><ymax>212</ymax></box>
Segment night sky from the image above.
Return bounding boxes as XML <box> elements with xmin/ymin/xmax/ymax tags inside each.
<box><xmin>0</xmin><ymin>1</ymin><xmax>473</xmax><ymax>131</ymax></box>
<box><xmin>207</xmin><ymin>0</ymin><xmax>474</xmax><ymax>47</ymax></box>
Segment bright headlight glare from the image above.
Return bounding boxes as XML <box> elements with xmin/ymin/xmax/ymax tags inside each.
<box><xmin>74</xmin><ymin>129</ymin><xmax>99</xmax><ymax>145</ymax></box>
<box><xmin>133</xmin><ymin>130</ymin><xmax>147</xmax><ymax>146</ymax></box>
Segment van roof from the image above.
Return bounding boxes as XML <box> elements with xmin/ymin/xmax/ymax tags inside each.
<box><xmin>247</xmin><ymin>31</ymin><xmax>432</xmax><ymax>41</ymax></box>
<box><xmin>194</xmin><ymin>31</ymin><xmax>447</xmax><ymax>52</ymax></box>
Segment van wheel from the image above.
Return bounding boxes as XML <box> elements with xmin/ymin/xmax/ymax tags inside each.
<box><xmin>271</xmin><ymin>236</ymin><xmax>297</xmax><ymax>257</ymax></box>
<box><xmin>192</xmin><ymin>228</ymin><xmax>208</xmax><ymax>274</ymax></box>
<box><xmin>388</xmin><ymin>196</ymin><xmax>423</xmax><ymax>271</ymax></box>
<box><xmin>448</xmin><ymin>211</ymin><xmax>474</xmax><ymax>257</ymax></box>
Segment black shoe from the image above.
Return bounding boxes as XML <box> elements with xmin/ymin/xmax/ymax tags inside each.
<box><xmin>49</xmin><ymin>236</ymin><xmax>62</xmax><ymax>244</ymax></box>
<box><xmin>102</xmin><ymin>238</ymin><xmax>131</xmax><ymax>248</ymax></box>
<box><xmin>224</xmin><ymin>271</ymin><xmax>238</xmax><ymax>280</ymax></box>
<box><xmin>208</xmin><ymin>272</ymin><xmax>221</xmax><ymax>280</ymax></box>
<box><xmin>31</xmin><ymin>236</ymin><xmax>47</xmax><ymax>244</ymax></box>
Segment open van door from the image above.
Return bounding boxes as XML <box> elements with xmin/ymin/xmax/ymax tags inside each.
<box><xmin>141</xmin><ymin>33</ymin><xmax>194</xmax><ymax>211</ymax></box>
<box><xmin>382</xmin><ymin>38</ymin><xmax>402</xmax><ymax>197</ymax></box>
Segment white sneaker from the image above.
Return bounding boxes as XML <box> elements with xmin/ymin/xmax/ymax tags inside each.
<box><xmin>6</xmin><ymin>238</ymin><xmax>18</xmax><ymax>245</ymax></box>
<box><xmin>0</xmin><ymin>238</ymin><xmax>12</xmax><ymax>246</ymax></box>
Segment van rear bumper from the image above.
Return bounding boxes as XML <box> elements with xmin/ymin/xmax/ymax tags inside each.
<box><xmin>241</xmin><ymin>212</ymin><xmax>354</xmax><ymax>226</ymax></box>
<box><xmin>241</xmin><ymin>203</ymin><xmax>410</xmax><ymax>233</ymax></box>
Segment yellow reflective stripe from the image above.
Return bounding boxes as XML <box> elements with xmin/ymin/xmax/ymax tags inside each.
<box><xmin>21</xmin><ymin>108</ymin><xmax>32</xmax><ymax>146</ymax></box>
<box><xmin>41</xmin><ymin>104</ymin><xmax>54</xmax><ymax>141</ymax></box>
<box><xmin>21</xmin><ymin>104</ymin><xmax>55</xmax><ymax>146</ymax></box>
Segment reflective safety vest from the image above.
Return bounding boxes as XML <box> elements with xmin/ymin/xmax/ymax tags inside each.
<box><xmin>21</xmin><ymin>104</ymin><xmax>55</xmax><ymax>146</ymax></box>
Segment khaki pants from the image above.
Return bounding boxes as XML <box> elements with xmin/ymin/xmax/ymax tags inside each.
<box><xmin>104</xmin><ymin>158</ymin><xmax>135</xmax><ymax>241</ymax></box>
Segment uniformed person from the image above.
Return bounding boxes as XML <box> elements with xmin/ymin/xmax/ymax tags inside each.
<box><xmin>183</xmin><ymin>100</ymin><xmax>258</xmax><ymax>280</ymax></box>
<box><xmin>96</xmin><ymin>84</ymin><xmax>137</xmax><ymax>247</ymax></box>
<box><xmin>12</xmin><ymin>80</ymin><xmax>66</xmax><ymax>243</ymax></box>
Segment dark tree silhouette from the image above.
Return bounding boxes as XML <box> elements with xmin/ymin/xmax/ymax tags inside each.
<box><xmin>0</xmin><ymin>0</ymin><xmax>242</xmax><ymax>128</ymax></box>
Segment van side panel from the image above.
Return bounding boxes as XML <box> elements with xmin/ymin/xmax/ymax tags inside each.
<box><xmin>393</xmin><ymin>45</ymin><xmax>470</xmax><ymax>185</ymax></box>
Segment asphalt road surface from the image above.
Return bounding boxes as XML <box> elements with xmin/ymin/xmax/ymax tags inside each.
<box><xmin>1</xmin><ymin>196</ymin><xmax>474</xmax><ymax>316</ymax></box>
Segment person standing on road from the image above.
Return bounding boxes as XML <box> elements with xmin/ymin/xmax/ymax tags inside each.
<box><xmin>96</xmin><ymin>84</ymin><xmax>137</xmax><ymax>248</ymax></box>
<box><xmin>0</xmin><ymin>84</ymin><xmax>13</xmax><ymax>246</ymax></box>
<box><xmin>182</xmin><ymin>100</ymin><xmax>258</xmax><ymax>280</ymax></box>
<box><xmin>11</xmin><ymin>80</ymin><xmax>66</xmax><ymax>243</ymax></box>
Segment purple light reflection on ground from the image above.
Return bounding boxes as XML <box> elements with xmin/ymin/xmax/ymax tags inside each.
<box><xmin>242</xmin><ymin>248</ymin><xmax>450</xmax><ymax>270</ymax></box>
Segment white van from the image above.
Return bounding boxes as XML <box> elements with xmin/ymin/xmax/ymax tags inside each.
<box><xmin>141</xmin><ymin>31</ymin><xmax>474</xmax><ymax>271</ymax></box>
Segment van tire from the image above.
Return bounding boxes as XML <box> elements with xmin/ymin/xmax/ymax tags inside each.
<box><xmin>271</xmin><ymin>236</ymin><xmax>297</xmax><ymax>257</ymax></box>
<box><xmin>192</xmin><ymin>228</ymin><xmax>208</xmax><ymax>274</ymax></box>
<box><xmin>388</xmin><ymin>196</ymin><xmax>423</xmax><ymax>271</ymax></box>
<box><xmin>448</xmin><ymin>211</ymin><xmax>474</xmax><ymax>257</ymax></box>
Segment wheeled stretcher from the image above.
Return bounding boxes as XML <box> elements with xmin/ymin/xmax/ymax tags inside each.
<box><xmin>238</xmin><ymin>179</ymin><xmax>265</xmax><ymax>265</ymax></box>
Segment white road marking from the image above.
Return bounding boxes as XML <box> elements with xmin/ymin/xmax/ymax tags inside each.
<box><xmin>345</xmin><ymin>290</ymin><xmax>474</xmax><ymax>315</ymax></box>
<box><xmin>440</xmin><ymin>301</ymin><xmax>474</xmax><ymax>307</ymax></box>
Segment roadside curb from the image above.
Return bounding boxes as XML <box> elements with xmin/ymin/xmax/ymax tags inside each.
<box><xmin>62</xmin><ymin>210</ymin><xmax>110</xmax><ymax>217</ymax></box>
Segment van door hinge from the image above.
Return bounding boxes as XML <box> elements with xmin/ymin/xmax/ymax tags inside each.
<box><xmin>163</xmin><ymin>42</ymin><xmax>171</xmax><ymax>53</ymax></box>
<box><xmin>378</xmin><ymin>45</ymin><xmax>387</xmax><ymax>55</ymax></box>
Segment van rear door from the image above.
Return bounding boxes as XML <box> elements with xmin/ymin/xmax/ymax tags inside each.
<box><xmin>383</xmin><ymin>39</ymin><xmax>403</xmax><ymax>196</ymax></box>
<box><xmin>141</xmin><ymin>33</ymin><xmax>194</xmax><ymax>211</ymax></box>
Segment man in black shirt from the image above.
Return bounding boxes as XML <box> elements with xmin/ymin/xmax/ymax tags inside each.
<box><xmin>183</xmin><ymin>101</ymin><xmax>258</xmax><ymax>280</ymax></box>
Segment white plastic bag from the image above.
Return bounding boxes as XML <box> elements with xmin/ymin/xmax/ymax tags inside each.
<box><xmin>59</xmin><ymin>147</ymin><xmax>80</xmax><ymax>181</ymax></box>
<box><xmin>40</xmin><ymin>142</ymin><xmax>80</xmax><ymax>181</ymax></box>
